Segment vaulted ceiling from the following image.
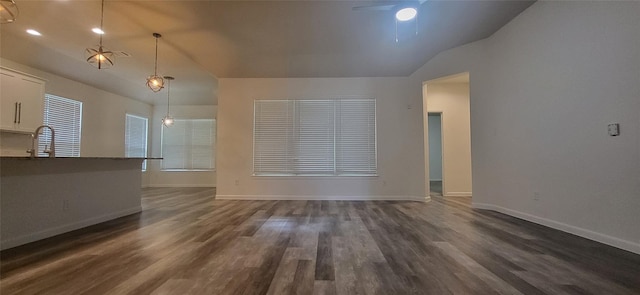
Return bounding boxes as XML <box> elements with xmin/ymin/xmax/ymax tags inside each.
<box><xmin>0</xmin><ymin>0</ymin><xmax>534</xmax><ymax>105</ymax></box>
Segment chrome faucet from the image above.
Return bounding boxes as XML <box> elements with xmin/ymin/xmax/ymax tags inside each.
<box><xmin>27</xmin><ymin>125</ymin><xmax>55</xmax><ymax>158</ymax></box>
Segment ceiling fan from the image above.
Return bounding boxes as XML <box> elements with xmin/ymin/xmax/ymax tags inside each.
<box><xmin>352</xmin><ymin>0</ymin><xmax>427</xmax><ymax>21</ymax></box>
<box><xmin>353</xmin><ymin>0</ymin><xmax>426</xmax><ymax>42</ymax></box>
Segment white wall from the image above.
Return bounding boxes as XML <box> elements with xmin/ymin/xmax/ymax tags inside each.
<box><xmin>0</xmin><ymin>58</ymin><xmax>154</xmax><ymax>185</ymax></box>
<box><xmin>411</xmin><ymin>1</ymin><xmax>640</xmax><ymax>253</ymax></box>
<box><xmin>427</xmin><ymin>114</ymin><xmax>442</xmax><ymax>180</ymax></box>
<box><xmin>217</xmin><ymin>77</ymin><xmax>425</xmax><ymax>200</ymax></box>
<box><xmin>425</xmin><ymin>82</ymin><xmax>472</xmax><ymax>196</ymax></box>
<box><xmin>148</xmin><ymin>105</ymin><xmax>217</xmax><ymax>187</ymax></box>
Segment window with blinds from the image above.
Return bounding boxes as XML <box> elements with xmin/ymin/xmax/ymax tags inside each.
<box><xmin>162</xmin><ymin>119</ymin><xmax>216</xmax><ymax>170</ymax></box>
<box><xmin>125</xmin><ymin>114</ymin><xmax>148</xmax><ymax>171</ymax></box>
<box><xmin>253</xmin><ymin>99</ymin><xmax>377</xmax><ymax>176</ymax></box>
<box><xmin>38</xmin><ymin>94</ymin><xmax>82</xmax><ymax>157</ymax></box>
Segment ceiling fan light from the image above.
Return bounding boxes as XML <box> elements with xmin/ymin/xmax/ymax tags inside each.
<box><xmin>26</xmin><ymin>29</ymin><xmax>41</xmax><ymax>36</ymax></box>
<box><xmin>396</xmin><ymin>7</ymin><xmax>417</xmax><ymax>21</ymax></box>
<box><xmin>85</xmin><ymin>46</ymin><xmax>115</xmax><ymax>69</ymax></box>
<box><xmin>0</xmin><ymin>0</ymin><xmax>18</xmax><ymax>24</ymax></box>
<box><xmin>146</xmin><ymin>75</ymin><xmax>164</xmax><ymax>92</ymax></box>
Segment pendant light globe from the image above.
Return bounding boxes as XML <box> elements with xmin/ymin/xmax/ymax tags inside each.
<box><xmin>85</xmin><ymin>46</ymin><xmax>114</xmax><ymax>69</ymax></box>
<box><xmin>147</xmin><ymin>74</ymin><xmax>164</xmax><ymax>92</ymax></box>
<box><xmin>0</xmin><ymin>0</ymin><xmax>18</xmax><ymax>24</ymax></box>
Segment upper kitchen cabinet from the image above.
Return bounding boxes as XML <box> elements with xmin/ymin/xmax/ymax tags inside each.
<box><xmin>0</xmin><ymin>67</ymin><xmax>45</xmax><ymax>133</ymax></box>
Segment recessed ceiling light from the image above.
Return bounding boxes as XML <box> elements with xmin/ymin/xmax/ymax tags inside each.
<box><xmin>92</xmin><ymin>27</ymin><xmax>104</xmax><ymax>35</ymax></box>
<box><xmin>26</xmin><ymin>29</ymin><xmax>41</xmax><ymax>36</ymax></box>
<box><xmin>395</xmin><ymin>7</ymin><xmax>417</xmax><ymax>21</ymax></box>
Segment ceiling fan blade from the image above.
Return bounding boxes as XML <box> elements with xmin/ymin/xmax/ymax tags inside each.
<box><xmin>352</xmin><ymin>0</ymin><xmax>424</xmax><ymax>12</ymax></box>
<box><xmin>352</xmin><ymin>4</ymin><xmax>396</xmax><ymax>11</ymax></box>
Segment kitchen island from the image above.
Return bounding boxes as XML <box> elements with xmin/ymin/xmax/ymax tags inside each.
<box><xmin>0</xmin><ymin>157</ymin><xmax>157</xmax><ymax>250</ymax></box>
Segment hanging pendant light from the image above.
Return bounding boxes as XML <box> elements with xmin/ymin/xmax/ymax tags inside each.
<box><xmin>0</xmin><ymin>0</ymin><xmax>19</xmax><ymax>24</ymax></box>
<box><xmin>162</xmin><ymin>76</ymin><xmax>175</xmax><ymax>127</ymax></box>
<box><xmin>146</xmin><ymin>33</ymin><xmax>164</xmax><ymax>92</ymax></box>
<box><xmin>85</xmin><ymin>0</ymin><xmax>114</xmax><ymax>69</ymax></box>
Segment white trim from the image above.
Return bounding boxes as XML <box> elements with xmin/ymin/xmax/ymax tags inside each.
<box><xmin>216</xmin><ymin>194</ymin><xmax>428</xmax><ymax>202</ymax></box>
<box><xmin>444</xmin><ymin>192</ymin><xmax>472</xmax><ymax>197</ymax></box>
<box><xmin>472</xmin><ymin>203</ymin><xmax>640</xmax><ymax>255</ymax></box>
<box><xmin>0</xmin><ymin>206</ymin><xmax>141</xmax><ymax>250</ymax></box>
<box><xmin>148</xmin><ymin>184</ymin><xmax>216</xmax><ymax>188</ymax></box>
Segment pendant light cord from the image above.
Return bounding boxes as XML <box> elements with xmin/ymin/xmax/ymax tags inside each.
<box><xmin>154</xmin><ymin>36</ymin><xmax>159</xmax><ymax>75</ymax></box>
<box><xmin>395</xmin><ymin>19</ymin><xmax>398</xmax><ymax>43</ymax></box>
<box><xmin>166</xmin><ymin>79</ymin><xmax>171</xmax><ymax>115</ymax></box>
<box><xmin>99</xmin><ymin>0</ymin><xmax>104</xmax><ymax>46</ymax></box>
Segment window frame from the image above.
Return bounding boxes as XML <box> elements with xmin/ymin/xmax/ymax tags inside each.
<box><xmin>125</xmin><ymin>113</ymin><xmax>149</xmax><ymax>171</ymax></box>
<box><xmin>160</xmin><ymin>118</ymin><xmax>216</xmax><ymax>172</ymax></box>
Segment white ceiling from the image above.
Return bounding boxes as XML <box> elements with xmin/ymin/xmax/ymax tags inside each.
<box><xmin>0</xmin><ymin>0</ymin><xmax>534</xmax><ymax>105</ymax></box>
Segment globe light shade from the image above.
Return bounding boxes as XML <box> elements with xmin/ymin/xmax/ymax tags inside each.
<box><xmin>146</xmin><ymin>75</ymin><xmax>164</xmax><ymax>92</ymax></box>
<box><xmin>85</xmin><ymin>46</ymin><xmax>115</xmax><ymax>69</ymax></box>
<box><xmin>0</xmin><ymin>0</ymin><xmax>19</xmax><ymax>24</ymax></box>
<box><xmin>162</xmin><ymin>115</ymin><xmax>174</xmax><ymax>127</ymax></box>
<box><xmin>395</xmin><ymin>7</ymin><xmax>417</xmax><ymax>22</ymax></box>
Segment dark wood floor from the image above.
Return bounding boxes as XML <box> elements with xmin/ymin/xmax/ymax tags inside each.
<box><xmin>429</xmin><ymin>181</ymin><xmax>442</xmax><ymax>197</ymax></box>
<box><xmin>1</xmin><ymin>188</ymin><xmax>639</xmax><ymax>294</ymax></box>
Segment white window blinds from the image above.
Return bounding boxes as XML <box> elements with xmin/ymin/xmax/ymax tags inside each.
<box><xmin>253</xmin><ymin>99</ymin><xmax>377</xmax><ymax>176</ymax></box>
<box><xmin>162</xmin><ymin>119</ymin><xmax>216</xmax><ymax>170</ymax></box>
<box><xmin>125</xmin><ymin>114</ymin><xmax>148</xmax><ymax>170</ymax></box>
<box><xmin>336</xmin><ymin>100</ymin><xmax>377</xmax><ymax>174</ymax></box>
<box><xmin>39</xmin><ymin>94</ymin><xmax>82</xmax><ymax>157</ymax></box>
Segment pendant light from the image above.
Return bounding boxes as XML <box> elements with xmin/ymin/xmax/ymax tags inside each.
<box><xmin>146</xmin><ymin>33</ymin><xmax>164</xmax><ymax>92</ymax></box>
<box><xmin>0</xmin><ymin>0</ymin><xmax>18</xmax><ymax>24</ymax></box>
<box><xmin>85</xmin><ymin>0</ymin><xmax>114</xmax><ymax>69</ymax></box>
<box><xmin>162</xmin><ymin>76</ymin><xmax>175</xmax><ymax>127</ymax></box>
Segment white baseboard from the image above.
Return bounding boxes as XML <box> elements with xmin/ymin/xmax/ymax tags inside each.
<box><xmin>0</xmin><ymin>206</ymin><xmax>142</xmax><ymax>250</ymax></box>
<box><xmin>216</xmin><ymin>195</ymin><xmax>428</xmax><ymax>202</ymax></box>
<box><xmin>148</xmin><ymin>184</ymin><xmax>216</xmax><ymax>188</ymax></box>
<box><xmin>444</xmin><ymin>192</ymin><xmax>472</xmax><ymax>197</ymax></box>
<box><xmin>472</xmin><ymin>203</ymin><xmax>640</xmax><ymax>255</ymax></box>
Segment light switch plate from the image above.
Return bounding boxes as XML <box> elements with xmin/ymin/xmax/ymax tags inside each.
<box><xmin>607</xmin><ymin>123</ymin><xmax>620</xmax><ymax>136</ymax></box>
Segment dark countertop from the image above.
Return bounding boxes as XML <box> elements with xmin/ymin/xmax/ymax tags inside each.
<box><xmin>0</xmin><ymin>157</ymin><xmax>162</xmax><ymax>160</ymax></box>
<box><xmin>1</xmin><ymin>157</ymin><xmax>162</xmax><ymax>176</ymax></box>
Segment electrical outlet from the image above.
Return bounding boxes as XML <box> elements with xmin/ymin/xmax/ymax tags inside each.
<box><xmin>533</xmin><ymin>192</ymin><xmax>540</xmax><ymax>201</ymax></box>
<box><xmin>607</xmin><ymin>123</ymin><xmax>620</xmax><ymax>136</ymax></box>
<box><xmin>234</xmin><ymin>179</ymin><xmax>240</xmax><ymax>186</ymax></box>
<box><xmin>62</xmin><ymin>199</ymin><xmax>69</xmax><ymax>211</ymax></box>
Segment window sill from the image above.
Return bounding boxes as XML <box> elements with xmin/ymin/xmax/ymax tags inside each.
<box><xmin>252</xmin><ymin>174</ymin><xmax>378</xmax><ymax>178</ymax></box>
<box><xmin>160</xmin><ymin>169</ymin><xmax>216</xmax><ymax>172</ymax></box>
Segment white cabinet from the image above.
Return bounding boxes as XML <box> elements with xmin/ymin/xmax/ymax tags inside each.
<box><xmin>0</xmin><ymin>67</ymin><xmax>45</xmax><ymax>133</ymax></box>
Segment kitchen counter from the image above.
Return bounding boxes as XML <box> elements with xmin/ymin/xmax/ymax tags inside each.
<box><xmin>0</xmin><ymin>157</ymin><xmax>157</xmax><ymax>250</ymax></box>
<box><xmin>1</xmin><ymin>157</ymin><xmax>161</xmax><ymax>176</ymax></box>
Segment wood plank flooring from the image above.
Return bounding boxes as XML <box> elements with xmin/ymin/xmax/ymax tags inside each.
<box><xmin>1</xmin><ymin>187</ymin><xmax>639</xmax><ymax>294</ymax></box>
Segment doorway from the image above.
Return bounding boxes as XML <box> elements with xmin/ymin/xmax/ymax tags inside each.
<box><xmin>428</xmin><ymin>113</ymin><xmax>443</xmax><ymax>197</ymax></box>
<box><xmin>422</xmin><ymin>72</ymin><xmax>472</xmax><ymax>198</ymax></box>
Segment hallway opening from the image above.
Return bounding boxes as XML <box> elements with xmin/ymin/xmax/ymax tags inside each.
<box><xmin>422</xmin><ymin>72</ymin><xmax>472</xmax><ymax>198</ymax></box>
